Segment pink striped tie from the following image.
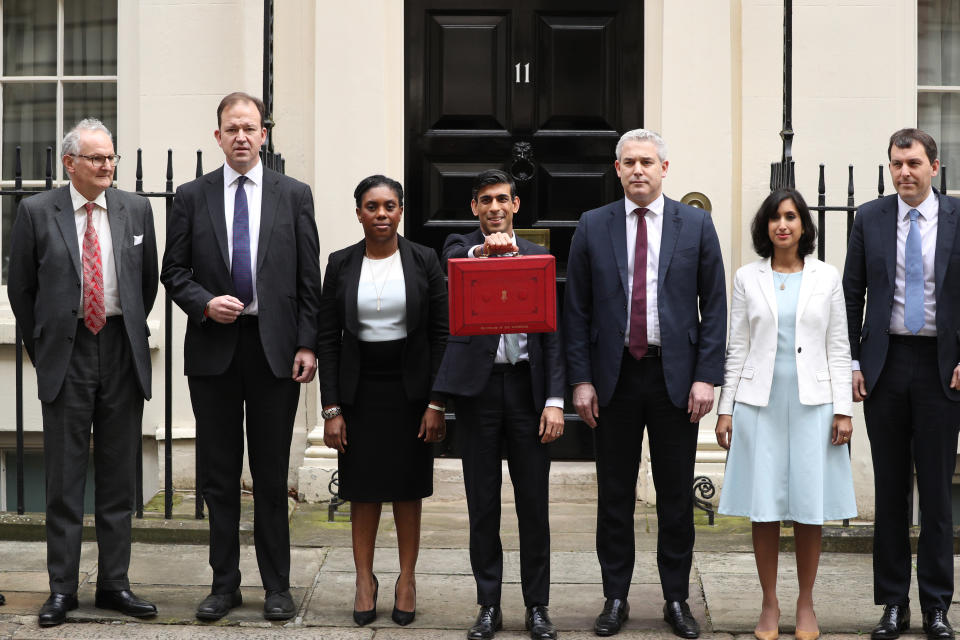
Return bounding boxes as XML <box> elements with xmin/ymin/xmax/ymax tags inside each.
<box><xmin>82</xmin><ymin>202</ymin><xmax>106</xmax><ymax>334</ymax></box>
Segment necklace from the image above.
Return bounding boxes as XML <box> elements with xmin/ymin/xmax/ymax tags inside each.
<box><xmin>774</xmin><ymin>271</ymin><xmax>789</xmax><ymax>290</ymax></box>
<box><xmin>364</xmin><ymin>251</ymin><xmax>398</xmax><ymax>311</ymax></box>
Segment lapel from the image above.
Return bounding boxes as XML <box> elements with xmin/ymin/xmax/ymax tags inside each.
<box><xmin>257</xmin><ymin>168</ymin><xmax>279</xmax><ymax>273</ymax></box>
<box><xmin>105</xmin><ymin>188</ymin><xmax>127</xmax><ymax>283</ymax></box>
<box><xmin>794</xmin><ymin>254</ymin><xmax>818</xmax><ymax>322</ymax></box>
<box><xmin>935</xmin><ymin>191</ymin><xmax>956</xmax><ymax>298</ymax></box>
<box><xmin>203</xmin><ymin>167</ymin><xmax>230</xmax><ymax>270</ymax></box>
<box><xmin>52</xmin><ymin>186</ymin><xmax>82</xmax><ymax>279</ymax></box>
<box><xmin>657</xmin><ymin>197</ymin><xmax>683</xmax><ymax>290</ymax></box>
<box><xmin>756</xmin><ymin>258</ymin><xmax>778</xmax><ymax>329</ymax></box>
<box><xmin>605</xmin><ymin>200</ymin><xmax>629</xmax><ymax>295</ymax></box>
<box><xmin>880</xmin><ymin>196</ymin><xmax>899</xmax><ymax>288</ymax></box>
<box><xmin>343</xmin><ymin>240</ymin><xmax>365</xmax><ymax>335</ymax></box>
<box><xmin>399</xmin><ymin>236</ymin><xmax>421</xmax><ymax>333</ymax></box>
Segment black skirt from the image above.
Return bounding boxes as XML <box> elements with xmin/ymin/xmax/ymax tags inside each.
<box><xmin>338</xmin><ymin>338</ymin><xmax>434</xmax><ymax>502</ymax></box>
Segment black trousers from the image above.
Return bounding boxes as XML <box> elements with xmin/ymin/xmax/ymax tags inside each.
<box><xmin>595</xmin><ymin>350</ymin><xmax>698</xmax><ymax>602</ymax></box>
<box><xmin>40</xmin><ymin>317</ymin><xmax>142</xmax><ymax>594</ymax></box>
<box><xmin>188</xmin><ymin>318</ymin><xmax>300</xmax><ymax>594</ymax></box>
<box><xmin>456</xmin><ymin>362</ymin><xmax>552</xmax><ymax>607</ymax></box>
<box><xmin>864</xmin><ymin>336</ymin><xmax>960</xmax><ymax>613</ymax></box>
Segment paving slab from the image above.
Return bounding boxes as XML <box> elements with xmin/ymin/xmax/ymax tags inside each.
<box><xmin>9</xmin><ymin>622</ymin><xmax>372</xmax><ymax>639</ymax></box>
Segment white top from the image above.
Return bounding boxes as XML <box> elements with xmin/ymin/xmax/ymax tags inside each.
<box><xmin>624</xmin><ymin>194</ymin><xmax>664</xmax><ymax>347</ymax></box>
<box><xmin>891</xmin><ymin>189</ymin><xmax>938</xmax><ymax>336</ymax></box>
<box><xmin>465</xmin><ymin>234</ymin><xmax>563</xmax><ymax>410</ymax></box>
<box><xmin>357</xmin><ymin>252</ymin><xmax>407</xmax><ymax>341</ymax></box>
<box><xmin>70</xmin><ymin>183</ymin><xmax>119</xmax><ymax>317</ymax></box>
<box><xmin>223</xmin><ymin>160</ymin><xmax>263</xmax><ymax>315</ymax></box>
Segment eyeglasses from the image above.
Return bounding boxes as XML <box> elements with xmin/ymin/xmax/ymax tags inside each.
<box><xmin>73</xmin><ymin>154</ymin><xmax>121</xmax><ymax>167</ymax></box>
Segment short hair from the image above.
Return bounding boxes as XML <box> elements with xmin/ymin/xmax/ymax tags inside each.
<box><xmin>615</xmin><ymin>128</ymin><xmax>667</xmax><ymax>162</ymax></box>
<box><xmin>888</xmin><ymin>128</ymin><xmax>938</xmax><ymax>164</ymax></box>
<box><xmin>471</xmin><ymin>169</ymin><xmax>516</xmax><ymax>200</ymax></box>
<box><xmin>750</xmin><ymin>188</ymin><xmax>817</xmax><ymax>259</ymax></box>
<box><xmin>354</xmin><ymin>174</ymin><xmax>404</xmax><ymax>208</ymax></box>
<box><xmin>217</xmin><ymin>91</ymin><xmax>266</xmax><ymax>128</ymax></box>
<box><xmin>62</xmin><ymin>118</ymin><xmax>112</xmax><ymax>158</ymax></box>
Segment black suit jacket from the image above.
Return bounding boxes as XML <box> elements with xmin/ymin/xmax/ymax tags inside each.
<box><xmin>316</xmin><ymin>236</ymin><xmax>448</xmax><ymax>406</ymax></box>
<box><xmin>563</xmin><ymin>197</ymin><xmax>727</xmax><ymax>408</ymax></box>
<box><xmin>843</xmin><ymin>190</ymin><xmax>960</xmax><ymax>400</ymax></box>
<box><xmin>160</xmin><ymin>166</ymin><xmax>322</xmax><ymax>377</ymax></box>
<box><xmin>431</xmin><ymin>229</ymin><xmax>566</xmax><ymax>408</ymax></box>
<box><xmin>7</xmin><ymin>186</ymin><xmax>158</xmax><ymax>402</ymax></box>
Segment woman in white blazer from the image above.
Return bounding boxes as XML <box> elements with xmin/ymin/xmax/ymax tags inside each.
<box><xmin>715</xmin><ymin>188</ymin><xmax>856</xmax><ymax>640</ymax></box>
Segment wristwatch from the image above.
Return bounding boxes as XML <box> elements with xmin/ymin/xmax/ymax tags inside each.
<box><xmin>321</xmin><ymin>406</ymin><xmax>342</xmax><ymax>420</ymax></box>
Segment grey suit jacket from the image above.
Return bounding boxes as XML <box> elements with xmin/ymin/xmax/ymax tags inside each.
<box><xmin>7</xmin><ymin>185</ymin><xmax>159</xmax><ymax>402</ymax></box>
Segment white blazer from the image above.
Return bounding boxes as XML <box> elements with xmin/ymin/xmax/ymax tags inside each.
<box><xmin>717</xmin><ymin>255</ymin><xmax>852</xmax><ymax>417</ymax></box>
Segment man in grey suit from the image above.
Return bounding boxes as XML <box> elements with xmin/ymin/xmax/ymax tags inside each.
<box><xmin>7</xmin><ymin>118</ymin><xmax>159</xmax><ymax>627</ymax></box>
<box><xmin>161</xmin><ymin>92</ymin><xmax>321</xmax><ymax>622</ymax></box>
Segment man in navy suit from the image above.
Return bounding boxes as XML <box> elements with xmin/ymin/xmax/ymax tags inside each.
<box><xmin>843</xmin><ymin>129</ymin><xmax>960</xmax><ymax>640</ymax></box>
<box><xmin>564</xmin><ymin>129</ymin><xmax>726</xmax><ymax>638</ymax></box>
<box><xmin>433</xmin><ymin>170</ymin><xmax>565</xmax><ymax>640</ymax></box>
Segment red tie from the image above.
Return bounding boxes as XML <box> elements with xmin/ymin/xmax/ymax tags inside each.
<box><xmin>82</xmin><ymin>202</ymin><xmax>106</xmax><ymax>334</ymax></box>
<box><xmin>629</xmin><ymin>207</ymin><xmax>648</xmax><ymax>359</ymax></box>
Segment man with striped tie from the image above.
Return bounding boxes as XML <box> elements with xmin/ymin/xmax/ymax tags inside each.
<box><xmin>7</xmin><ymin>118</ymin><xmax>159</xmax><ymax>627</ymax></box>
<box><xmin>843</xmin><ymin>129</ymin><xmax>960</xmax><ymax>640</ymax></box>
<box><xmin>161</xmin><ymin>92</ymin><xmax>321</xmax><ymax>622</ymax></box>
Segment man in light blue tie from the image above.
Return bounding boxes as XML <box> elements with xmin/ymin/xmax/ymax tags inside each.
<box><xmin>843</xmin><ymin>128</ymin><xmax>960</xmax><ymax>640</ymax></box>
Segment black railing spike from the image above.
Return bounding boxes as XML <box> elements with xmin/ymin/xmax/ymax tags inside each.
<box><xmin>44</xmin><ymin>147</ymin><xmax>53</xmax><ymax>189</ymax></box>
<box><xmin>941</xmin><ymin>165</ymin><xmax>947</xmax><ymax>193</ymax></box>
<box><xmin>770</xmin><ymin>162</ymin><xmax>777</xmax><ymax>191</ymax></box>
<box><xmin>878</xmin><ymin>165</ymin><xmax>884</xmax><ymax>198</ymax></box>
<box><xmin>790</xmin><ymin>160</ymin><xmax>796</xmax><ymax>188</ymax></box>
<box><xmin>165</xmin><ymin>149</ymin><xmax>173</xmax><ymax>192</ymax></box>
<box><xmin>847</xmin><ymin>165</ymin><xmax>856</xmax><ymax>241</ymax></box>
<box><xmin>196</xmin><ymin>150</ymin><xmax>203</xmax><ymax>178</ymax></box>
<box><xmin>135</xmin><ymin>149</ymin><xmax>144</xmax><ymax>193</ymax></box>
<box><xmin>817</xmin><ymin>165</ymin><xmax>826</xmax><ymax>261</ymax></box>
<box><xmin>818</xmin><ymin>164</ymin><xmax>826</xmax><ymax>197</ymax></box>
<box><xmin>14</xmin><ymin>145</ymin><xmax>22</xmax><ymax>190</ymax></box>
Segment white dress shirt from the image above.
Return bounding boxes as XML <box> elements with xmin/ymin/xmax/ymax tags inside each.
<box><xmin>466</xmin><ymin>233</ymin><xmax>564</xmax><ymax>410</ymax></box>
<box><xmin>891</xmin><ymin>190</ymin><xmax>938</xmax><ymax>336</ymax></box>
<box><xmin>71</xmin><ymin>183</ymin><xmax>120</xmax><ymax>317</ymax></box>
<box><xmin>223</xmin><ymin>161</ymin><xmax>263</xmax><ymax>315</ymax></box>
<box><xmin>624</xmin><ymin>194</ymin><xmax>664</xmax><ymax>347</ymax></box>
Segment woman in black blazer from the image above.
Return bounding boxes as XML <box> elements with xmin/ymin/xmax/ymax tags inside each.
<box><xmin>316</xmin><ymin>175</ymin><xmax>447</xmax><ymax>627</ymax></box>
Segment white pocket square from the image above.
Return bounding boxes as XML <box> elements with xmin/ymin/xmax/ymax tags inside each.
<box><xmin>133</xmin><ymin>234</ymin><xmax>143</xmax><ymax>246</ymax></box>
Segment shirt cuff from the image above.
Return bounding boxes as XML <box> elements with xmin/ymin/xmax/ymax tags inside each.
<box><xmin>545</xmin><ymin>397</ymin><xmax>564</xmax><ymax>409</ymax></box>
<box><xmin>851</xmin><ymin>360</ymin><xmax>861</xmax><ymax>372</ymax></box>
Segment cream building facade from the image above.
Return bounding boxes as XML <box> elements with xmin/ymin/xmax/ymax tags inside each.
<box><xmin>0</xmin><ymin>0</ymin><xmax>954</xmax><ymax>521</ymax></box>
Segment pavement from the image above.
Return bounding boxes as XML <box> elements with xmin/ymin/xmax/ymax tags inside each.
<box><xmin>0</xmin><ymin>494</ymin><xmax>951</xmax><ymax>639</ymax></box>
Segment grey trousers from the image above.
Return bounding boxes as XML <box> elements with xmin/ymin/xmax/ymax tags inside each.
<box><xmin>40</xmin><ymin>317</ymin><xmax>143</xmax><ymax>594</ymax></box>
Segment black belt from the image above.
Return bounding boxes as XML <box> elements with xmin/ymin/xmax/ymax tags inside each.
<box><xmin>624</xmin><ymin>345</ymin><xmax>661</xmax><ymax>359</ymax></box>
<box><xmin>492</xmin><ymin>361</ymin><xmax>530</xmax><ymax>373</ymax></box>
<box><xmin>889</xmin><ymin>334</ymin><xmax>936</xmax><ymax>345</ymax></box>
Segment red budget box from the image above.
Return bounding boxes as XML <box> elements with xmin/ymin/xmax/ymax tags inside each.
<box><xmin>447</xmin><ymin>254</ymin><xmax>557</xmax><ymax>336</ymax></box>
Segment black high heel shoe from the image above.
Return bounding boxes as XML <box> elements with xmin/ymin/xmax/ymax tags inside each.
<box><xmin>392</xmin><ymin>575</ymin><xmax>416</xmax><ymax>626</ymax></box>
<box><xmin>353</xmin><ymin>574</ymin><xmax>378</xmax><ymax>626</ymax></box>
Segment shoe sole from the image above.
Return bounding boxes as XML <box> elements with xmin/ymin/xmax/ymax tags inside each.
<box><xmin>264</xmin><ymin>610</ymin><xmax>295</xmax><ymax>621</ymax></box>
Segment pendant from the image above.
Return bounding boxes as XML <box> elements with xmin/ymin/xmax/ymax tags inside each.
<box><xmin>780</xmin><ymin>283</ymin><xmax>785</xmax><ymax>290</ymax></box>
<box><xmin>377</xmin><ymin>298</ymin><xmax>381</xmax><ymax>311</ymax></box>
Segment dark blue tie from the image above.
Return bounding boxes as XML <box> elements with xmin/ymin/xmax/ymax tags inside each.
<box><xmin>231</xmin><ymin>175</ymin><xmax>253</xmax><ymax>306</ymax></box>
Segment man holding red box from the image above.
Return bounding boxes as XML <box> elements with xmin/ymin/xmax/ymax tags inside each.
<box><xmin>433</xmin><ymin>170</ymin><xmax>565</xmax><ymax>640</ymax></box>
<box><xmin>564</xmin><ymin>129</ymin><xmax>727</xmax><ymax>638</ymax></box>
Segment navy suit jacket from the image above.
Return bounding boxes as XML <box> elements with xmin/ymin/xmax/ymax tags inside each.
<box><xmin>563</xmin><ymin>196</ymin><xmax>727</xmax><ymax>408</ymax></box>
<box><xmin>842</xmin><ymin>190</ymin><xmax>960</xmax><ymax>400</ymax></box>
<box><xmin>432</xmin><ymin>229</ymin><xmax>566</xmax><ymax>409</ymax></box>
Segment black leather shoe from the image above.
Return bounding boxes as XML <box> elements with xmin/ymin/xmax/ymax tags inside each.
<box><xmin>353</xmin><ymin>574</ymin><xmax>378</xmax><ymax>626</ymax></box>
<box><xmin>923</xmin><ymin>608</ymin><xmax>955</xmax><ymax>640</ymax></box>
<box><xmin>526</xmin><ymin>605</ymin><xmax>558</xmax><ymax>639</ymax></box>
<box><xmin>468</xmin><ymin>605</ymin><xmax>503</xmax><ymax>640</ymax></box>
<box><xmin>196</xmin><ymin>590</ymin><xmax>242</xmax><ymax>621</ymax></box>
<box><xmin>872</xmin><ymin>604</ymin><xmax>910</xmax><ymax>640</ymax></box>
<box><xmin>95</xmin><ymin>588</ymin><xmax>157</xmax><ymax>618</ymax></box>
<box><xmin>391</xmin><ymin>576</ymin><xmax>416</xmax><ymax>626</ymax></box>
<box><xmin>664</xmin><ymin>600</ymin><xmax>700</xmax><ymax>639</ymax></box>
<box><xmin>0</xmin><ymin>593</ymin><xmax>5</xmax><ymax>605</ymax></box>
<box><xmin>38</xmin><ymin>592</ymin><xmax>78</xmax><ymax>627</ymax></box>
<box><xmin>594</xmin><ymin>598</ymin><xmax>630</xmax><ymax>636</ymax></box>
<box><xmin>264</xmin><ymin>589</ymin><xmax>295</xmax><ymax>621</ymax></box>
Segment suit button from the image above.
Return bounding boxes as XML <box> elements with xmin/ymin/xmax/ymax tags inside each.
<box><xmin>71</xmin><ymin>309</ymin><xmax>77</xmax><ymax>316</ymax></box>
<box><xmin>76</xmin><ymin>283</ymin><xmax>81</xmax><ymax>288</ymax></box>
<box><xmin>619</xmin><ymin>329</ymin><xmax>624</xmax><ymax>336</ymax></box>
<box><xmin>797</xmin><ymin>347</ymin><xmax>802</xmax><ymax>353</ymax></box>
<box><xmin>67</xmin><ymin>337</ymin><xmax>73</xmax><ymax>343</ymax></box>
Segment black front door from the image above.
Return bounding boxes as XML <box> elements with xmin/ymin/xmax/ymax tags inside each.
<box><xmin>405</xmin><ymin>0</ymin><xmax>643</xmax><ymax>459</ymax></box>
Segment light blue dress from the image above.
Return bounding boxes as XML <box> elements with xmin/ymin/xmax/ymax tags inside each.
<box><xmin>718</xmin><ymin>271</ymin><xmax>857</xmax><ymax>524</ymax></box>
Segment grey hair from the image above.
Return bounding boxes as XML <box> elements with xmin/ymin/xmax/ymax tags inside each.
<box><xmin>615</xmin><ymin>128</ymin><xmax>667</xmax><ymax>162</ymax></box>
<box><xmin>62</xmin><ymin>118</ymin><xmax>113</xmax><ymax>157</ymax></box>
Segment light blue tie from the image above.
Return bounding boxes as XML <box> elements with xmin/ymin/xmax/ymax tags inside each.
<box><xmin>904</xmin><ymin>208</ymin><xmax>924</xmax><ymax>334</ymax></box>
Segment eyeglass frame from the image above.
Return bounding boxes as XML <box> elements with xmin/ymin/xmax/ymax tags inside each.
<box><xmin>71</xmin><ymin>153</ymin><xmax>122</xmax><ymax>167</ymax></box>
